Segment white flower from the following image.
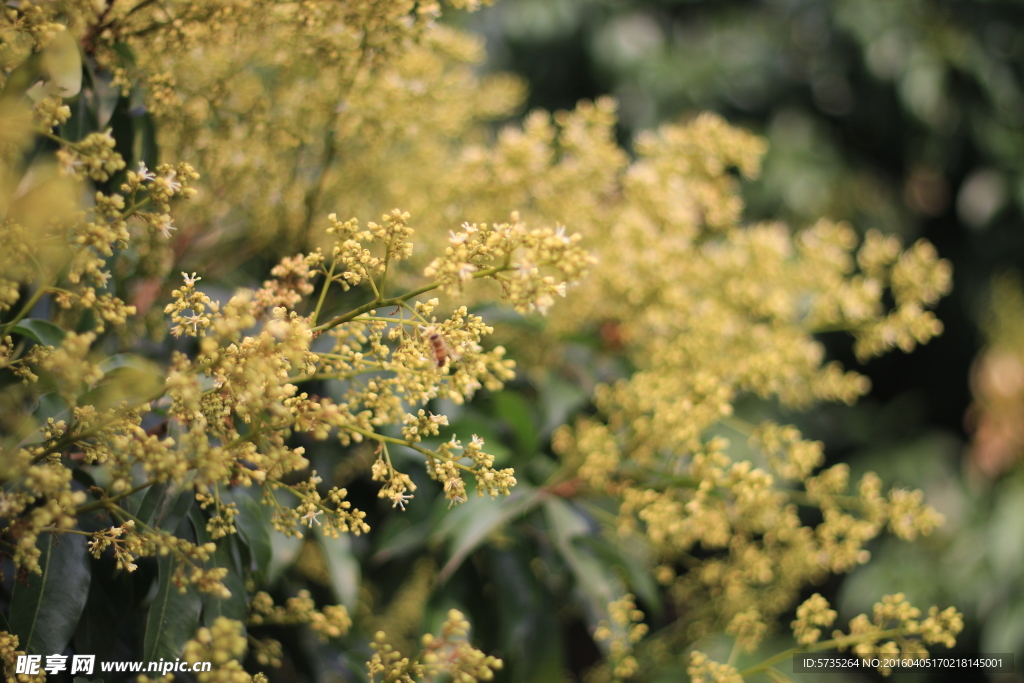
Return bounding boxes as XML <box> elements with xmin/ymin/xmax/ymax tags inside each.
<box><xmin>456</xmin><ymin>262</ymin><xmax>477</xmax><ymax>282</ymax></box>
<box><xmin>183</xmin><ymin>313</ymin><xmax>204</xmax><ymax>333</ymax></box>
<box><xmin>137</xmin><ymin>161</ymin><xmax>155</xmax><ymax>182</ymax></box>
<box><xmin>390</xmin><ymin>493</ymin><xmax>413</xmax><ymax>510</ymax></box>
<box><xmin>554</xmin><ymin>225</ymin><xmax>571</xmax><ymax>244</ymax></box>
<box><xmin>515</xmin><ymin>260</ymin><xmax>536</xmax><ymax>280</ymax></box>
<box><xmin>182</xmin><ymin>272</ymin><xmax>201</xmax><ymax>287</ymax></box>
<box><xmin>154</xmin><ymin>213</ymin><xmax>176</xmax><ymax>238</ymax></box>
<box><xmin>449</xmin><ymin>230</ymin><xmax>468</xmax><ymax>244</ymax></box>
<box><xmin>157</xmin><ymin>169</ymin><xmax>182</xmax><ymax>194</ymax></box>
<box><xmin>301</xmin><ymin>509</ymin><xmax>322</xmax><ymax>527</ymax></box>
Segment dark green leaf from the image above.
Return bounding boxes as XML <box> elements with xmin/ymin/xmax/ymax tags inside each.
<box><xmin>489</xmin><ymin>547</ymin><xmax>566</xmax><ymax>681</ymax></box>
<box><xmin>133</xmin><ymin>112</ymin><xmax>158</xmax><ymax>168</ymax></box>
<box><xmin>539</xmin><ymin>374</ymin><xmax>587</xmax><ymax>436</ymax></box>
<box><xmin>60</xmin><ymin>88</ymin><xmax>98</xmax><ymax>142</ymax></box>
<box><xmin>255</xmin><ymin>489</ymin><xmax>303</xmax><ymax>585</ymax></box>
<box><xmin>135</xmin><ymin>482</ymin><xmax>171</xmax><ymax>527</ymax></box>
<box><xmin>436</xmin><ymin>486</ymin><xmax>546</xmax><ymax>583</ymax></box>
<box><xmin>112</xmin><ymin>42</ymin><xmax>137</xmax><ymax>66</ymax></box>
<box><xmin>544</xmin><ymin>498</ymin><xmax>623</xmax><ymax>627</ymax></box>
<box><xmin>574</xmin><ymin>533</ymin><xmax>661</xmax><ymax>618</ymax></box>
<box><xmin>315</xmin><ymin>527</ymin><xmax>359</xmax><ymax>610</ymax></box>
<box><xmin>12</xmin><ymin>319</ymin><xmax>66</xmax><ymax>348</ymax></box>
<box><xmin>143</xmin><ymin>554</ymin><xmax>202</xmax><ymax>661</ymax></box>
<box><xmin>187</xmin><ymin>508</ymin><xmax>247</xmax><ymax>627</ymax></box>
<box><xmin>225</xmin><ymin>489</ymin><xmax>272</xmax><ymax>585</ymax></box>
<box><xmin>10</xmin><ymin>531</ymin><xmax>91</xmax><ymax>656</ymax></box>
<box><xmin>371</xmin><ymin>517</ymin><xmax>432</xmax><ymax>564</ymax></box>
<box><xmin>492</xmin><ymin>390</ymin><xmax>540</xmax><ymax>455</ymax></box>
<box><xmin>73</xmin><ymin>565</ymin><xmax>131</xmax><ymax>665</ymax></box>
<box><xmin>33</xmin><ymin>392</ymin><xmax>70</xmax><ymax>424</ymax></box>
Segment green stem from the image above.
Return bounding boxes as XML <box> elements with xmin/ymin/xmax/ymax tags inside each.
<box><xmin>311</xmin><ymin>265</ymin><xmax>510</xmax><ymax>333</ymax></box>
<box><xmin>76</xmin><ymin>478</ymin><xmax>158</xmax><ymax>515</ymax></box>
<box><xmin>311</xmin><ymin>258</ymin><xmax>338</xmax><ymax>326</ymax></box>
<box><xmin>39</xmin><ymin>527</ymin><xmax>93</xmax><ymax>536</ymax></box>
<box><xmin>737</xmin><ymin>628</ymin><xmax>903</xmax><ymax>678</ymax></box>
<box><xmin>1</xmin><ymin>281</ymin><xmax>52</xmax><ymax>337</ymax></box>
<box><xmin>346</xmin><ymin>426</ymin><xmax>474</xmax><ymax>473</ymax></box>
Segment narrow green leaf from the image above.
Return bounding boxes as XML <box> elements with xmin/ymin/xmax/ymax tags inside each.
<box><xmin>225</xmin><ymin>489</ymin><xmax>272</xmax><ymax>585</ymax></box>
<box><xmin>492</xmin><ymin>391</ymin><xmax>540</xmax><ymax>455</ymax></box>
<box><xmin>9</xmin><ymin>531</ymin><xmax>91</xmax><ymax>656</ymax></box>
<box><xmin>575</xmin><ymin>533</ymin><xmax>661</xmax><ymax>617</ymax></box>
<box><xmin>33</xmin><ymin>392</ymin><xmax>70</xmax><ymax>424</ymax></box>
<box><xmin>371</xmin><ymin>517</ymin><xmax>432</xmax><ymax>564</ymax></box>
<box><xmin>12</xmin><ymin>319</ymin><xmax>66</xmax><ymax>348</ymax></box>
<box><xmin>544</xmin><ymin>498</ymin><xmax>623</xmax><ymax>628</ymax></box>
<box><xmin>143</xmin><ymin>554</ymin><xmax>202</xmax><ymax>661</ymax></box>
<box><xmin>540</xmin><ymin>374</ymin><xmax>587</xmax><ymax>436</ymax></box>
<box><xmin>133</xmin><ymin>112</ymin><xmax>158</xmax><ymax>168</ymax></box>
<box><xmin>437</xmin><ymin>486</ymin><xmax>545</xmax><ymax>583</ymax></box>
<box><xmin>136</xmin><ymin>482</ymin><xmax>171</xmax><ymax>527</ymax></box>
<box><xmin>254</xmin><ymin>489</ymin><xmax>303</xmax><ymax>585</ymax></box>
<box><xmin>489</xmin><ymin>547</ymin><xmax>566</xmax><ymax>681</ymax></box>
<box><xmin>315</xmin><ymin>527</ymin><xmax>360</xmax><ymax>610</ymax></box>
<box><xmin>73</xmin><ymin>567</ymin><xmax>129</xmax><ymax>665</ymax></box>
<box><xmin>203</xmin><ymin>544</ymin><xmax>248</xmax><ymax>626</ymax></box>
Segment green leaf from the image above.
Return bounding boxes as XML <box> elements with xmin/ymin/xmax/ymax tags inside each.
<box><xmin>252</xmin><ymin>489</ymin><xmax>303</xmax><ymax>585</ymax></box>
<box><xmin>574</xmin><ymin>532</ymin><xmax>661</xmax><ymax>618</ymax></box>
<box><xmin>143</xmin><ymin>554</ymin><xmax>202</xmax><ymax>661</ymax></box>
<box><xmin>33</xmin><ymin>391</ymin><xmax>70</xmax><ymax>424</ymax></box>
<box><xmin>225</xmin><ymin>489</ymin><xmax>272</xmax><ymax>585</ymax></box>
<box><xmin>9</xmin><ymin>531</ymin><xmax>91</xmax><ymax>656</ymax></box>
<box><xmin>492</xmin><ymin>390</ymin><xmax>540</xmax><ymax>455</ymax></box>
<box><xmin>489</xmin><ymin>547</ymin><xmax>566</xmax><ymax>681</ymax></box>
<box><xmin>193</xmin><ymin>514</ymin><xmax>247</xmax><ymax>627</ymax></box>
<box><xmin>73</xmin><ymin>564</ymin><xmax>133</xmax><ymax>665</ymax></box>
<box><xmin>544</xmin><ymin>498</ymin><xmax>623</xmax><ymax>628</ymax></box>
<box><xmin>436</xmin><ymin>486</ymin><xmax>545</xmax><ymax>583</ymax></box>
<box><xmin>133</xmin><ymin>112</ymin><xmax>158</xmax><ymax>168</ymax></box>
<box><xmin>137</xmin><ymin>478</ymin><xmax>193</xmax><ymax>531</ymax></box>
<box><xmin>540</xmin><ymin>374</ymin><xmax>587</xmax><ymax>436</ymax></box>
<box><xmin>60</xmin><ymin>85</ymin><xmax>98</xmax><ymax>142</ymax></box>
<box><xmin>136</xmin><ymin>482</ymin><xmax>171</xmax><ymax>526</ymax></box>
<box><xmin>315</xmin><ymin>526</ymin><xmax>360</xmax><ymax>610</ymax></box>
<box><xmin>12</xmin><ymin>319</ymin><xmax>66</xmax><ymax>347</ymax></box>
<box><xmin>371</xmin><ymin>517</ymin><xmax>433</xmax><ymax>564</ymax></box>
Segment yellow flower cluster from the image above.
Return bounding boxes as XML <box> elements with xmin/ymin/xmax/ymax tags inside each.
<box><xmin>791</xmin><ymin>593</ymin><xmax>838</xmax><ymax>645</ymax></box>
<box><xmin>592</xmin><ymin>594</ymin><xmax>648</xmax><ymax>681</ymax></box>
<box><xmin>248</xmin><ymin>590</ymin><xmax>351</xmax><ymax>642</ymax></box>
<box><xmin>183</xmin><ymin>618</ymin><xmax>258</xmax><ymax>683</ymax></box>
<box><xmin>686</xmin><ymin>651</ymin><xmax>743</xmax><ymax>683</ymax></box>
<box><xmin>0</xmin><ymin>631</ymin><xmax>44</xmax><ymax>683</ymax></box>
<box><xmin>831</xmin><ymin>593</ymin><xmax>964</xmax><ymax>675</ymax></box>
<box><xmin>367</xmin><ymin>609</ymin><xmax>503</xmax><ymax>683</ymax></box>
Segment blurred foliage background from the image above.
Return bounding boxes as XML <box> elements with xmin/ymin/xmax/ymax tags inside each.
<box><xmin>458</xmin><ymin>0</ymin><xmax>1024</xmax><ymax>678</ymax></box>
